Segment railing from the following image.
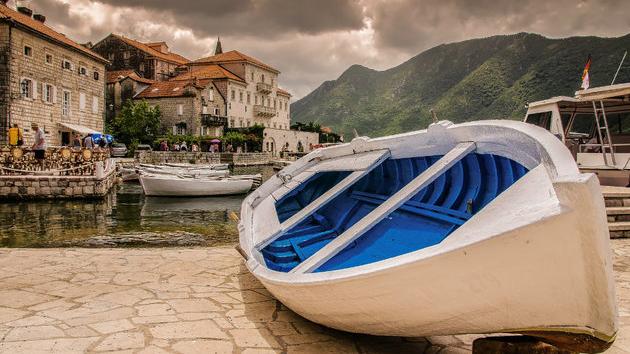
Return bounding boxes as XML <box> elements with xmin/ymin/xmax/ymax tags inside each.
<box><xmin>254</xmin><ymin>105</ymin><xmax>277</xmax><ymax>117</ymax></box>
<box><xmin>0</xmin><ymin>147</ymin><xmax>111</xmax><ymax>176</ymax></box>
<box><xmin>201</xmin><ymin>114</ymin><xmax>228</xmax><ymax>126</ymax></box>
<box><xmin>256</xmin><ymin>82</ymin><xmax>272</xmax><ymax>94</ymax></box>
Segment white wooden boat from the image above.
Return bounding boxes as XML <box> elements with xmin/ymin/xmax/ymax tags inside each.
<box><xmin>140</xmin><ymin>174</ymin><xmax>258</xmax><ymax>197</ymax></box>
<box><xmin>238</xmin><ymin>120</ymin><xmax>617</xmax><ymax>353</ymax></box>
<box><xmin>163</xmin><ymin>162</ymin><xmax>229</xmax><ymax>170</ymax></box>
<box><xmin>139</xmin><ymin>166</ymin><xmax>229</xmax><ymax>178</ymax></box>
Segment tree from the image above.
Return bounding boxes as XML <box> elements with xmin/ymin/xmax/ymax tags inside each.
<box><xmin>111</xmin><ymin>100</ymin><xmax>163</xmax><ymax>151</ymax></box>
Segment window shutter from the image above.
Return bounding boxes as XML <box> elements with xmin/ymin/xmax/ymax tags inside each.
<box><xmin>92</xmin><ymin>96</ymin><xmax>98</xmax><ymax>114</ymax></box>
<box><xmin>52</xmin><ymin>86</ymin><xmax>57</xmax><ymax>103</ymax></box>
<box><xmin>32</xmin><ymin>80</ymin><xmax>38</xmax><ymax>99</ymax></box>
<box><xmin>172</xmin><ymin>126</ymin><xmax>177</xmax><ymax>135</ymax></box>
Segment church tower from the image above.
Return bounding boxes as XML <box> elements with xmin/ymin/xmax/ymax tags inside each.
<box><xmin>214</xmin><ymin>37</ymin><xmax>223</xmax><ymax>55</ymax></box>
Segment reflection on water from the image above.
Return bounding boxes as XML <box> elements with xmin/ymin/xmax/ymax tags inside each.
<box><xmin>0</xmin><ymin>165</ymin><xmax>276</xmax><ymax>247</ymax></box>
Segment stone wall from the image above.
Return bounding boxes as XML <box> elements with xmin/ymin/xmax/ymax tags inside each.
<box><xmin>0</xmin><ymin>163</ymin><xmax>117</xmax><ymax>199</ymax></box>
<box><xmin>5</xmin><ymin>25</ymin><xmax>106</xmax><ymax>146</ymax></box>
<box><xmin>263</xmin><ymin>128</ymin><xmax>319</xmax><ymax>155</ymax></box>
<box><xmin>135</xmin><ymin>151</ymin><xmax>221</xmax><ymax>165</ymax></box>
<box><xmin>135</xmin><ymin>151</ymin><xmax>273</xmax><ymax>166</ymax></box>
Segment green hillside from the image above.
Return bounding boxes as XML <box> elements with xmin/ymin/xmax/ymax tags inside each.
<box><xmin>291</xmin><ymin>33</ymin><xmax>630</xmax><ymax>138</ymax></box>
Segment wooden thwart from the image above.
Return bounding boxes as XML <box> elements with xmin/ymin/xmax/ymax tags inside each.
<box><xmin>255</xmin><ymin>149</ymin><xmax>391</xmax><ymax>250</ymax></box>
<box><xmin>290</xmin><ymin>142</ymin><xmax>476</xmax><ymax>274</ymax></box>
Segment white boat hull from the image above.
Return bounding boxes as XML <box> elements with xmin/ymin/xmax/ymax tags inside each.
<box><xmin>239</xmin><ymin>120</ymin><xmax>617</xmax><ymax>352</ymax></box>
<box><xmin>140</xmin><ymin>175</ymin><xmax>253</xmax><ymax>197</ymax></box>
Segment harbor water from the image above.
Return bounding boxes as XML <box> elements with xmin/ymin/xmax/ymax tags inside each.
<box><xmin>0</xmin><ymin>165</ymin><xmax>275</xmax><ymax>247</ymax></box>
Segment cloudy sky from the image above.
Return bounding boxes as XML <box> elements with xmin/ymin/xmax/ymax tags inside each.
<box><xmin>11</xmin><ymin>0</ymin><xmax>630</xmax><ymax>99</ymax></box>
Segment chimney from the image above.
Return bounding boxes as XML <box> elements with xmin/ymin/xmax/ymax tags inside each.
<box><xmin>33</xmin><ymin>14</ymin><xmax>46</xmax><ymax>23</ymax></box>
<box><xmin>17</xmin><ymin>6</ymin><xmax>33</xmax><ymax>17</ymax></box>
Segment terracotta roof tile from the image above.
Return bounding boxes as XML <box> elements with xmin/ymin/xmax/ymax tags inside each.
<box><xmin>193</xmin><ymin>50</ymin><xmax>279</xmax><ymax>73</ymax></box>
<box><xmin>112</xmin><ymin>34</ymin><xmax>189</xmax><ymax>65</ymax></box>
<box><xmin>125</xmin><ymin>72</ymin><xmax>155</xmax><ymax>85</ymax></box>
<box><xmin>277</xmin><ymin>88</ymin><xmax>291</xmax><ymax>97</ymax></box>
<box><xmin>106</xmin><ymin>69</ymin><xmax>135</xmax><ymax>84</ymax></box>
<box><xmin>0</xmin><ymin>4</ymin><xmax>107</xmax><ymax>63</ymax></box>
<box><xmin>171</xmin><ymin>64</ymin><xmax>244</xmax><ymax>82</ymax></box>
<box><xmin>136</xmin><ymin>80</ymin><xmax>201</xmax><ymax>99</ymax></box>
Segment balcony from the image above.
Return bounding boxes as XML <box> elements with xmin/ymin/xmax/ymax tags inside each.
<box><xmin>256</xmin><ymin>82</ymin><xmax>272</xmax><ymax>94</ymax></box>
<box><xmin>201</xmin><ymin>114</ymin><xmax>228</xmax><ymax>126</ymax></box>
<box><xmin>254</xmin><ymin>105</ymin><xmax>276</xmax><ymax>118</ymax></box>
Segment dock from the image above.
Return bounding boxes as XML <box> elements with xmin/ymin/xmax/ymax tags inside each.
<box><xmin>0</xmin><ymin>241</ymin><xmax>629</xmax><ymax>353</ymax></box>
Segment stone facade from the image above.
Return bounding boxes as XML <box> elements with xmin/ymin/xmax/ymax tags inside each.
<box><xmin>263</xmin><ymin>128</ymin><xmax>319</xmax><ymax>155</ymax></box>
<box><xmin>138</xmin><ymin>82</ymin><xmax>227</xmax><ymax>137</ymax></box>
<box><xmin>0</xmin><ymin>6</ymin><xmax>107</xmax><ymax>146</ymax></box>
<box><xmin>0</xmin><ymin>163</ymin><xmax>117</xmax><ymax>199</ymax></box>
<box><xmin>92</xmin><ymin>34</ymin><xmax>188</xmax><ymax>82</ymax></box>
<box><xmin>135</xmin><ymin>151</ymin><xmax>221</xmax><ymax>165</ymax></box>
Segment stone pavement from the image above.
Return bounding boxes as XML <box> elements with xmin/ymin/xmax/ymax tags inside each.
<box><xmin>0</xmin><ymin>241</ymin><xmax>629</xmax><ymax>354</ymax></box>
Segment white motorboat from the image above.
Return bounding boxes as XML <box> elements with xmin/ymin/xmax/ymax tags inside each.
<box><xmin>238</xmin><ymin>120</ymin><xmax>617</xmax><ymax>353</ymax></box>
<box><xmin>139</xmin><ymin>173</ymin><xmax>259</xmax><ymax>197</ymax></box>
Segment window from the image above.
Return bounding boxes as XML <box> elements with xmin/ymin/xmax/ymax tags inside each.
<box><xmin>271</xmin><ymin>78</ymin><xmax>274</xmax><ymax>86</ymax></box>
<box><xmin>45</xmin><ymin>54</ymin><xmax>53</xmax><ymax>64</ymax></box>
<box><xmin>123</xmin><ymin>51</ymin><xmax>130</xmax><ymax>59</ymax></box>
<box><xmin>177</xmin><ymin>104</ymin><xmax>183</xmax><ymax>116</ymax></box>
<box><xmin>525</xmin><ymin>112</ymin><xmax>552</xmax><ymax>131</ymax></box>
<box><xmin>62</xmin><ymin>91</ymin><xmax>71</xmax><ymax>116</ymax></box>
<box><xmin>261</xmin><ymin>74</ymin><xmax>265</xmax><ymax>83</ymax></box>
<box><xmin>20</xmin><ymin>78</ymin><xmax>33</xmax><ymax>99</ymax></box>
<box><xmin>174</xmin><ymin>123</ymin><xmax>186</xmax><ymax>135</ymax></box>
<box><xmin>79</xmin><ymin>92</ymin><xmax>86</xmax><ymax>110</ymax></box>
<box><xmin>267</xmin><ymin>98</ymin><xmax>270</xmax><ymax>106</ymax></box>
<box><xmin>231</xmin><ymin>90</ymin><xmax>235</xmax><ymax>101</ymax></box>
<box><xmin>92</xmin><ymin>96</ymin><xmax>99</xmax><ymax>114</ymax></box>
<box><xmin>239</xmin><ymin>91</ymin><xmax>243</xmax><ymax>103</ymax></box>
<box><xmin>214</xmin><ymin>108</ymin><xmax>220</xmax><ymax>115</ymax></box>
<box><xmin>255</xmin><ymin>96</ymin><xmax>258</xmax><ymax>105</ymax></box>
<box><xmin>247</xmin><ymin>92</ymin><xmax>250</xmax><ymax>104</ymax></box>
<box><xmin>273</xmin><ymin>99</ymin><xmax>276</xmax><ymax>109</ymax></box>
<box><xmin>62</xmin><ymin>59</ymin><xmax>72</xmax><ymax>70</ymax></box>
<box><xmin>230</xmin><ymin>119</ymin><xmax>235</xmax><ymax>127</ymax></box>
<box><xmin>251</xmin><ymin>72</ymin><xmax>254</xmax><ymax>81</ymax></box>
<box><xmin>209</xmin><ymin>87</ymin><xmax>214</xmax><ymax>101</ymax></box>
<box><xmin>93</xmin><ymin>71</ymin><xmax>100</xmax><ymax>81</ymax></box>
<box><xmin>79</xmin><ymin>66</ymin><xmax>87</xmax><ymax>76</ymax></box>
<box><xmin>247</xmin><ymin>120</ymin><xmax>251</xmax><ymax>127</ymax></box>
<box><xmin>43</xmin><ymin>84</ymin><xmax>54</xmax><ymax>103</ymax></box>
<box><xmin>24</xmin><ymin>46</ymin><xmax>32</xmax><ymax>57</ymax></box>
<box><xmin>239</xmin><ymin>120</ymin><xmax>243</xmax><ymax>127</ymax></box>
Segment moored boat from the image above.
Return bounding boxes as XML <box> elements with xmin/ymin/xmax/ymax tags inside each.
<box><xmin>139</xmin><ymin>173</ymin><xmax>259</xmax><ymax>197</ymax></box>
<box><xmin>238</xmin><ymin>120</ymin><xmax>617</xmax><ymax>353</ymax></box>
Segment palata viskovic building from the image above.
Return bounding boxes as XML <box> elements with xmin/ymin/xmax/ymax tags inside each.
<box><xmin>0</xmin><ymin>3</ymin><xmax>108</xmax><ymax>146</ymax></box>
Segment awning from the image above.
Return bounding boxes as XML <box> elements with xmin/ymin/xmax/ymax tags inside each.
<box><xmin>58</xmin><ymin>122</ymin><xmax>102</xmax><ymax>135</ymax></box>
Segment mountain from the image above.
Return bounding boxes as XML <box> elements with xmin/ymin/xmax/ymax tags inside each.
<box><xmin>291</xmin><ymin>33</ymin><xmax>630</xmax><ymax>138</ymax></box>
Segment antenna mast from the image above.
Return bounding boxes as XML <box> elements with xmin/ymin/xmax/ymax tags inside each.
<box><xmin>611</xmin><ymin>50</ymin><xmax>627</xmax><ymax>85</ymax></box>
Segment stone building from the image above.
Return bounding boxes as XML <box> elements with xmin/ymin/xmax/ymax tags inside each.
<box><xmin>92</xmin><ymin>34</ymin><xmax>189</xmax><ymax>82</ymax></box>
<box><xmin>105</xmin><ymin>69</ymin><xmax>154</xmax><ymax>123</ymax></box>
<box><xmin>134</xmin><ymin>68</ymin><xmax>229</xmax><ymax>137</ymax></box>
<box><xmin>0</xmin><ymin>4</ymin><xmax>108</xmax><ymax>146</ymax></box>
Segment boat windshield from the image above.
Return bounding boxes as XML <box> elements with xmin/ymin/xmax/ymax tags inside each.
<box><xmin>525</xmin><ymin>112</ymin><xmax>552</xmax><ymax>130</ymax></box>
<box><xmin>567</xmin><ymin>113</ymin><xmax>595</xmax><ymax>138</ymax></box>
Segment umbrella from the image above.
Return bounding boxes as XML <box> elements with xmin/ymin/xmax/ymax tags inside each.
<box><xmin>210</xmin><ymin>139</ymin><xmax>221</xmax><ymax>143</ymax></box>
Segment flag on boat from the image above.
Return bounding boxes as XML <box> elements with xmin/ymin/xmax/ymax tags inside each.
<box><xmin>581</xmin><ymin>54</ymin><xmax>592</xmax><ymax>89</ymax></box>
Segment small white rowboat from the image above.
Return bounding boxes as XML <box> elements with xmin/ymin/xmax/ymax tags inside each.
<box><xmin>140</xmin><ymin>174</ymin><xmax>258</xmax><ymax>197</ymax></box>
<box><xmin>238</xmin><ymin>120</ymin><xmax>617</xmax><ymax>353</ymax></box>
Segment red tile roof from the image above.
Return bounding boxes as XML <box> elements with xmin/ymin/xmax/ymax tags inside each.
<box><xmin>277</xmin><ymin>88</ymin><xmax>291</xmax><ymax>97</ymax></box>
<box><xmin>193</xmin><ymin>50</ymin><xmax>279</xmax><ymax>73</ymax></box>
<box><xmin>171</xmin><ymin>64</ymin><xmax>244</xmax><ymax>83</ymax></box>
<box><xmin>111</xmin><ymin>34</ymin><xmax>190</xmax><ymax>65</ymax></box>
<box><xmin>0</xmin><ymin>4</ymin><xmax>107</xmax><ymax>63</ymax></box>
<box><xmin>125</xmin><ymin>72</ymin><xmax>155</xmax><ymax>85</ymax></box>
<box><xmin>106</xmin><ymin>69</ymin><xmax>135</xmax><ymax>84</ymax></box>
<box><xmin>135</xmin><ymin>80</ymin><xmax>202</xmax><ymax>99</ymax></box>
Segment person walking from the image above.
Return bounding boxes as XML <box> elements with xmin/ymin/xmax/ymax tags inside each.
<box><xmin>72</xmin><ymin>134</ymin><xmax>82</xmax><ymax>149</ymax></box>
<box><xmin>8</xmin><ymin>123</ymin><xmax>23</xmax><ymax>147</ymax></box>
<box><xmin>30</xmin><ymin>123</ymin><xmax>46</xmax><ymax>162</ymax></box>
<box><xmin>83</xmin><ymin>134</ymin><xmax>93</xmax><ymax>149</ymax></box>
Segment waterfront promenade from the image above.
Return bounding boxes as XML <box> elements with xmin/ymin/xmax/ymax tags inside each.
<box><xmin>0</xmin><ymin>241</ymin><xmax>629</xmax><ymax>353</ymax></box>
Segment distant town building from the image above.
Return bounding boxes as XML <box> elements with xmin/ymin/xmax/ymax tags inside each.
<box><xmin>0</xmin><ymin>3</ymin><xmax>108</xmax><ymax>146</ymax></box>
<box><xmin>105</xmin><ymin>69</ymin><xmax>154</xmax><ymax>123</ymax></box>
<box><xmin>92</xmin><ymin>34</ymin><xmax>189</xmax><ymax>82</ymax></box>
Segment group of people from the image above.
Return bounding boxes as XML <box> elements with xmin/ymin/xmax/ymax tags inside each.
<box><xmin>71</xmin><ymin>133</ymin><xmax>107</xmax><ymax>149</ymax></box>
<box><xmin>8</xmin><ymin>123</ymin><xmax>46</xmax><ymax>160</ymax></box>
<box><xmin>158</xmin><ymin>140</ymin><xmax>200</xmax><ymax>152</ymax></box>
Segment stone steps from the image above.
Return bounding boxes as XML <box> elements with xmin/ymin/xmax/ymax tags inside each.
<box><xmin>603</xmin><ymin>186</ymin><xmax>630</xmax><ymax>237</ymax></box>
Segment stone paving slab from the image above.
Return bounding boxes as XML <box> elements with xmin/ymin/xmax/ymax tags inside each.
<box><xmin>0</xmin><ymin>242</ymin><xmax>629</xmax><ymax>353</ymax></box>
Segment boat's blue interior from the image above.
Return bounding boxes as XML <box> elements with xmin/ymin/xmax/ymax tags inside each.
<box><xmin>265</xmin><ymin>153</ymin><xmax>528</xmax><ymax>272</ymax></box>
